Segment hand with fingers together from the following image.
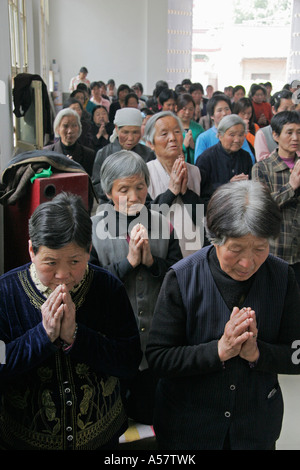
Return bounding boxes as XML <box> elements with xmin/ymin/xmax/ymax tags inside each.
<box><xmin>128</xmin><ymin>223</ymin><xmax>154</xmax><ymax>268</ymax></box>
<box><xmin>41</xmin><ymin>285</ymin><xmax>65</xmax><ymax>343</ymax></box>
<box><xmin>59</xmin><ymin>285</ymin><xmax>77</xmax><ymax>346</ymax></box>
<box><xmin>169</xmin><ymin>156</ymin><xmax>188</xmax><ymax>196</ymax></box>
<box><xmin>41</xmin><ymin>284</ymin><xmax>76</xmax><ymax>345</ymax></box>
<box><xmin>218</xmin><ymin>306</ymin><xmax>259</xmax><ymax>363</ymax></box>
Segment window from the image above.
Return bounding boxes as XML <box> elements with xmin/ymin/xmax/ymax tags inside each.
<box><xmin>251</xmin><ymin>73</ymin><xmax>271</xmax><ymax>80</ymax></box>
<box><xmin>40</xmin><ymin>0</ymin><xmax>49</xmax><ymax>82</ymax></box>
<box><xmin>8</xmin><ymin>0</ymin><xmax>28</xmax><ymax>77</ymax></box>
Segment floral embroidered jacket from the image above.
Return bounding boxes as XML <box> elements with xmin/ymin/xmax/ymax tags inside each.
<box><xmin>0</xmin><ymin>263</ymin><xmax>141</xmax><ymax>450</ymax></box>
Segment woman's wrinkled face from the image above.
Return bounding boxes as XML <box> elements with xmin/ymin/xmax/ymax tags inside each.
<box><xmin>57</xmin><ymin>115</ymin><xmax>80</xmax><ymax>146</ymax></box>
<box><xmin>93</xmin><ymin>107</ymin><xmax>109</xmax><ymax>125</ymax></box>
<box><xmin>219</xmin><ymin>124</ymin><xmax>245</xmax><ymax>153</ymax></box>
<box><xmin>215</xmin><ymin>234</ymin><xmax>269</xmax><ymax>281</ymax></box>
<box><xmin>273</xmin><ymin>122</ymin><xmax>300</xmax><ymax>157</ymax></box>
<box><xmin>29</xmin><ymin>241</ymin><xmax>90</xmax><ymax>292</ymax></box>
<box><xmin>150</xmin><ymin>116</ymin><xmax>183</xmax><ymax>160</ymax></box>
<box><xmin>117</xmin><ymin>126</ymin><xmax>141</xmax><ymax>150</ymax></box>
<box><xmin>107</xmin><ymin>174</ymin><xmax>148</xmax><ymax>215</ymax></box>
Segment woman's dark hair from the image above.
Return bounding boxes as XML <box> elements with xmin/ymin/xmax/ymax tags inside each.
<box><xmin>125</xmin><ymin>92</ymin><xmax>139</xmax><ymax>106</ymax></box>
<box><xmin>176</xmin><ymin>93</ymin><xmax>195</xmax><ymax>111</ymax></box>
<box><xmin>63</xmin><ymin>98</ymin><xmax>83</xmax><ymax>111</ymax></box>
<box><xmin>232</xmin><ymin>97</ymin><xmax>256</xmax><ymax>135</ymax></box>
<box><xmin>189</xmin><ymin>82</ymin><xmax>204</xmax><ymax>94</ymax></box>
<box><xmin>153</xmin><ymin>81</ymin><xmax>169</xmax><ymax>98</ymax></box>
<box><xmin>133</xmin><ymin>82</ymin><xmax>144</xmax><ymax>94</ymax></box>
<box><xmin>206</xmin><ymin>93</ymin><xmax>232</xmax><ymax>117</ymax></box>
<box><xmin>141</xmin><ymin>107</ymin><xmax>154</xmax><ymax>118</ymax></box>
<box><xmin>29</xmin><ymin>192</ymin><xmax>92</xmax><ymax>254</ymax></box>
<box><xmin>70</xmin><ymin>89</ymin><xmax>85</xmax><ymax>99</ymax></box>
<box><xmin>181</xmin><ymin>78</ymin><xmax>192</xmax><ymax>86</ymax></box>
<box><xmin>158</xmin><ymin>88</ymin><xmax>177</xmax><ymax>105</ymax></box>
<box><xmin>248</xmin><ymin>83</ymin><xmax>267</xmax><ymax>99</ymax></box>
<box><xmin>270</xmin><ymin>110</ymin><xmax>300</xmax><ymax>135</ymax></box>
<box><xmin>90</xmin><ymin>81</ymin><xmax>101</xmax><ymax>90</ymax></box>
<box><xmin>232</xmin><ymin>85</ymin><xmax>245</xmax><ymax>97</ymax></box>
<box><xmin>271</xmin><ymin>89</ymin><xmax>293</xmax><ymax>112</ymax></box>
<box><xmin>76</xmin><ymin>82</ymin><xmax>90</xmax><ymax>96</ymax></box>
<box><xmin>117</xmin><ymin>84</ymin><xmax>131</xmax><ymax>96</ymax></box>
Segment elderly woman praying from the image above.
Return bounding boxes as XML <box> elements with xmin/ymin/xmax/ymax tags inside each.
<box><xmin>196</xmin><ymin>114</ymin><xmax>253</xmax><ymax>202</ymax></box>
<box><xmin>146</xmin><ymin>180</ymin><xmax>300</xmax><ymax>450</ymax></box>
<box><xmin>144</xmin><ymin>111</ymin><xmax>204</xmax><ymax>257</ymax></box>
<box><xmin>90</xmin><ymin>150</ymin><xmax>182</xmax><ymax>425</ymax></box>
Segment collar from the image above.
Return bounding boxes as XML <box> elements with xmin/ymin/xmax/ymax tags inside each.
<box><xmin>29</xmin><ymin>262</ymin><xmax>89</xmax><ymax>298</ymax></box>
<box><xmin>270</xmin><ymin>149</ymin><xmax>299</xmax><ymax>172</ymax></box>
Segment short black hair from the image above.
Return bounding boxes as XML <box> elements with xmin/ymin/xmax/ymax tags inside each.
<box><xmin>125</xmin><ymin>92</ymin><xmax>139</xmax><ymax>106</ymax></box>
<box><xmin>63</xmin><ymin>97</ymin><xmax>83</xmax><ymax>111</ymax></box>
<box><xmin>29</xmin><ymin>192</ymin><xmax>92</xmax><ymax>254</ymax></box>
<box><xmin>158</xmin><ymin>88</ymin><xmax>177</xmax><ymax>105</ymax></box>
<box><xmin>271</xmin><ymin>89</ymin><xmax>293</xmax><ymax>112</ymax></box>
<box><xmin>190</xmin><ymin>82</ymin><xmax>204</xmax><ymax>94</ymax></box>
<box><xmin>271</xmin><ymin>110</ymin><xmax>300</xmax><ymax>135</ymax></box>
<box><xmin>206</xmin><ymin>93</ymin><xmax>232</xmax><ymax>117</ymax></box>
<box><xmin>176</xmin><ymin>93</ymin><xmax>195</xmax><ymax>111</ymax></box>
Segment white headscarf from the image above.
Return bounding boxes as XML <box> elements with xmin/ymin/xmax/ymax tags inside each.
<box><xmin>110</xmin><ymin>108</ymin><xmax>143</xmax><ymax>142</ymax></box>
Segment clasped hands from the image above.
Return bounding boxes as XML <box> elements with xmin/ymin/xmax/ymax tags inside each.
<box><xmin>41</xmin><ymin>284</ymin><xmax>76</xmax><ymax>345</ymax></box>
<box><xmin>127</xmin><ymin>223</ymin><xmax>154</xmax><ymax>269</ymax></box>
<box><xmin>218</xmin><ymin>306</ymin><xmax>259</xmax><ymax>363</ymax></box>
<box><xmin>169</xmin><ymin>156</ymin><xmax>188</xmax><ymax>196</ymax></box>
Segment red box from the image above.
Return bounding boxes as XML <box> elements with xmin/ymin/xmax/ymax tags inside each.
<box><xmin>4</xmin><ymin>172</ymin><xmax>89</xmax><ymax>272</ymax></box>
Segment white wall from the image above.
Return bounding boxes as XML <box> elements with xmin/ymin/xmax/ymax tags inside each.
<box><xmin>48</xmin><ymin>0</ymin><xmax>168</xmax><ymax>95</ymax></box>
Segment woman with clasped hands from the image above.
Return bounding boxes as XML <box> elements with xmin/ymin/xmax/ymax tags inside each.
<box><xmin>90</xmin><ymin>150</ymin><xmax>182</xmax><ymax>425</ymax></box>
<box><xmin>144</xmin><ymin>111</ymin><xmax>203</xmax><ymax>257</ymax></box>
<box><xmin>0</xmin><ymin>192</ymin><xmax>141</xmax><ymax>450</ymax></box>
<box><xmin>146</xmin><ymin>180</ymin><xmax>300</xmax><ymax>450</ymax></box>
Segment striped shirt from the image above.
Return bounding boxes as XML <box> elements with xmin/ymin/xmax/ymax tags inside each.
<box><xmin>252</xmin><ymin>149</ymin><xmax>300</xmax><ymax>264</ymax></box>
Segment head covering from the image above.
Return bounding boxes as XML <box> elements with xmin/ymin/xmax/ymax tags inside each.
<box><xmin>114</xmin><ymin>108</ymin><xmax>142</xmax><ymax>127</ymax></box>
<box><xmin>110</xmin><ymin>108</ymin><xmax>143</xmax><ymax>142</ymax></box>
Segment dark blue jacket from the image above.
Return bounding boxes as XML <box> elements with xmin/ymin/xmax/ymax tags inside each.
<box><xmin>146</xmin><ymin>246</ymin><xmax>300</xmax><ymax>450</ymax></box>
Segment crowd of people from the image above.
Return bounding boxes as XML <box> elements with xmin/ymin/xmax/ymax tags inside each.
<box><xmin>0</xmin><ymin>67</ymin><xmax>300</xmax><ymax>450</ymax></box>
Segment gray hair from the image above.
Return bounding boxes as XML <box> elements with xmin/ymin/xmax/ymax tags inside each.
<box><xmin>100</xmin><ymin>150</ymin><xmax>150</xmax><ymax>195</ymax></box>
<box><xmin>143</xmin><ymin>111</ymin><xmax>184</xmax><ymax>144</ymax></box>
<box><xmin>205</xmin><ymin>180</ymin><xmax>281</xmax><ymax>245</ymax></box>
<box><xmin>217</xmin><ymin>114</ymin><xmax>246</xmax><ymax>136</ymax></box>
<box><xmin>53</xmin><ymin>108</ymin><xmax>82</xmax><ymax>138</ymax></box>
